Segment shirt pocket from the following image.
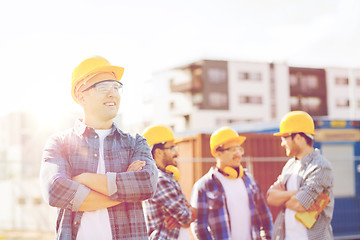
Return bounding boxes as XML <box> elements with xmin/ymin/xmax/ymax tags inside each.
<box><xmin>206</xmin><ymin>190</ymin><xmax>225</xmax><ymax>230</ymax></box>
<box><xmin>206</xmin><ymin>191</ymin><xmax>224</xmax><ymax>210</ymax></box>
<box><xmin>108</xmin><ymin>147</ymin><xmax>132</xmax><ymax>172</ymax></box>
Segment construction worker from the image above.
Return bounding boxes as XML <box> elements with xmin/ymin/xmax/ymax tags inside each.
<box><xmin>190</xmin><ymin>126</ymin><xmax>273</xmax><ymax>240</ymax></box>
<box><xmin>142</xmin><ymin>126</ymin><xmax>197</xmax><ymax>240</ymax></box>
<box><xmin>267</xmin><ymin>111</ymin><xmax>334</xmax><ymax>240</ymax></box>
<box><xmin>40</xmin><ymin>56</ymin><xmax>158</xmax><ymax>240</ymax></box>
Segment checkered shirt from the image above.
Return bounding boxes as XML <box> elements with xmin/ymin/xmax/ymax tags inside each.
<box><xmin>191</xmin><ymin>167</ymin><xmax>273</xmax><ymax>240</ymax></box>
<box><xmin>40</xmin><ymin>119</ymin><xmax>158</xmax><ymax>240</ymax></box>
<box><xmin>269</xmin><ymin>149</ymin><xmax>334</xmax><ymax>240</ymax></box>
<box><xmin>142</xmin><ymin>169</ymin><xmax>192</xmax><ymax>240</ymax></box>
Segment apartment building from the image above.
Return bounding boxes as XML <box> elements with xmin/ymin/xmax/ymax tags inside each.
<box><xmin>142</xmin><ymin>60</ymin><xmax>290</xmax><ymax>131</ymax></box>
<box><xmin>325</xmin><ymin>67</ymin><xmax>360</xmax><ymax>119</ymax></box>
<box><xmin>142</xmin><ymin>60</ymin><xmax>360</xmax><ymax>132</ymax></box>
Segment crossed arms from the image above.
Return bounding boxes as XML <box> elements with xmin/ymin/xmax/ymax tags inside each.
<box><xmin>40</xmin><ymin>133</ymin><xmax>158</xmax><ymax>212</ymax></box>
<box><xmin>72</xmin><ymin>160</ymin><xmax>146</xmax><ymax>211</ymax></box>
<box><xmin>267</xmin><ymin>179</ymin><xmax>306</xmax><ymax>212</ymax></box>
<box><xmin>267</xmin><ymin>160</ymin><xmax>333</xmax><ymax>212</ymax></box>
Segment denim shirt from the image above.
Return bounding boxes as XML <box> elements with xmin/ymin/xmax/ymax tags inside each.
<box><xmin>40</xmin><ymin>119</ymin><xmax>158</xmax><ymax>240</ymax></box>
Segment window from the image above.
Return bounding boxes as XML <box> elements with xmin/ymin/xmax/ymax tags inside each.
<box><xmin>301</xmin><ymin>97</ymin><xmax>321</xmax><ymax>112</ymax></box>
<box><xmin>336</xmin><ymin>98</ymin><xmax>350</xmax><ymax>107</ymax></box>
<box><xmin>290</xmin><ymin>96</ymin><xmax>300</xmax><ymax>109</ymax></box>
<box><xmin>290</xmin><ymin>73</ymin><xmax>319</xmax><ymax>91</ymax></box>
<box><xmin>301</xmin><ymin>75</ymin><xmax>319</xmax><ymax>92</ymax></box>
<box><xmin>289</xmin><ymin>74</ymin><xmax>298</xmax><ymax>87</ymax></box>
<box><xmin>335</xmin><ymin>77</ymin><xmax>349</xmax><ymax>85</ymax></box>
<box><xmin>207</xmin><ymin>68</ymin><xmax>227</xmax><ymax>84</ymax></box>
<box><xmin>238</xmin><ymin>72</ymin><xmax>248</xmax><ymax>80</ymax></box>
<box><xmin>248</xmin><ymin>72</ymin><xmax>261</xmax><ymax>81</ymax></box>
<box><xmin>208</xmin><ymin>92</ymin><xmax>228</xmax><ymax>108</ymax></box>
<box><xmin>238</xmin><ymin>72</ymin><xmax>261</xmax><ymax>81</ymax></box>
<box><xmin>239</xmin><ymin>95</ymin><xmax>262</xmax><ymax>104</ymax></box>
<box><xmin>290</xmin><ymin>96</ymin><xmax>323</xmax><ymax>112</ymax></box>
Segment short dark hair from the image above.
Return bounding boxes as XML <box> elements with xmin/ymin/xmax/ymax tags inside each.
<box><xmin>291</xmin><ymin>132</ymin><xmax>313</xmax><ymax>146</ymax></box>
<box><xmin>151</xmin><ymin>142</ymin><xmax>166</xmax><ymax>158</ymax></box>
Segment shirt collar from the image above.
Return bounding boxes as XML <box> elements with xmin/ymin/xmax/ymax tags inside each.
<box><xmin>158</xmin><ymin>168</ymin><xmax>174</xmax><ymax>179</ymax></box>
<box><xmin>300</xmin><ymin>148</ymin><xmax>320</xmax><ymax>165</ymax></box>
<box><xmin>73</xmin><ymin>119</ymin><xmax>124</xmax><ymax>137</ymax></box>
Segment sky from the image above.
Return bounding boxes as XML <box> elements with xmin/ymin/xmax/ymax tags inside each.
<box><xmin>0</xmin><ymin>0</ymin><xmax>359</xmax><ymax>128</ymax></box>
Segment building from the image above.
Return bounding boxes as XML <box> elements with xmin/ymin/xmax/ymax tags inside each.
<box><xmin>142</xmin><ymin>59</ymin><xmax>360</xmax><ymax>131</ymax></box>
<box><xmin>325</xmin><ymin>67</ymin><xmax>360</xmax><ymax>119</ymax></box>
<box><xmin>0</xmin><ymin>110</ymin><xmax>81</xmax><ymax>231</ymax></box>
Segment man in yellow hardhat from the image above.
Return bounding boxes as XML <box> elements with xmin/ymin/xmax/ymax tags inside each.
<box><xmin>40</xmin><ymin>56</ymin><xmax>158</xmax><ymax>240</ymax></box>
<box><xmin>267</xmin><ymin>111</ymin><xmax>334</xmax><ymax>240</ymax></box>
<box><xmin>190</xmin><ymin>126</ymin><xmax>273</xmax><ymax>240</ymax></box>
<box><xmin>142</xmin><ymin>125</ymin><xmax>197</xmax><ymax>240</ymax></box>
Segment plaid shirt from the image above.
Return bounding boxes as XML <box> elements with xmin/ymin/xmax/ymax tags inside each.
<box><xmin>142</xmin><ymin>169</ymin><xmax>192</xmax><ymax>240</ymax></box>
<box><xmin>191</xmin><ymin>167</ymin><xmax>273</xmax><ymax>240</ymax></box>
<box><xmin>269</xmin><ymin>149</ymin><xmax>334</xmax><ymax>240</ymax></box>
<box><xmin>40</xmin><ymin>119</ymin><xmax>158</xmax><ymax>240</ymax></box>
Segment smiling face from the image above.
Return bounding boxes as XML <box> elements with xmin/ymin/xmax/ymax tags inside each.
<box><xmin>154</xmin><ymin>140</ymin><xmax>179</xmax><ymax>170</ymax></box>
<box><xmin>215</xmin><ymin>139</ymin><xmax>244</xmax><ymax>170</ymax></box>
<box><xmin>77</xmin><ymin>72</ymin><xmax>121</xmax><ymax>129</ymax></box>
<box><xmin>281</xmin><ymin>134</ymin><xmax>301</xmax><ymax>158</ymax></box>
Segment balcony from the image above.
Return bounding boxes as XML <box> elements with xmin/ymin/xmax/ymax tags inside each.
<box><xmin>170</xmin><ymin>76</ymin><xmax>202</xmax><ymax>93</ymax></box>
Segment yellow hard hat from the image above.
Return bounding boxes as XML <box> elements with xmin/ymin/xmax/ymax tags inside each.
<box><xmin>210</xmin><ymin>127</ymin><xmax>246</xmax><ymax>157</ymax></box>
<box><xmin>71</xmin><ymin>56</ymin><xmax>124</xmax><ymax>102</ymax></box>
<box><xmin>142</xmin><ymin>126</ymin><xmax>175</xmax><ymax>147</ymax></box>
<box><xmin>274</xmin><ymin>111</ymin><xmax>315</xmax><ymax>137</ymax></box>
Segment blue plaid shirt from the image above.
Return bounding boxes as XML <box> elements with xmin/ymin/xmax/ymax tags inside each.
<box><xmin>143</xmin><ymin>169</ymin><xmax>192</xmax><ymax>240</ymax></box>
<box><xmin>191</xmin><ymin>167</ymin><xmax>272</xmax><ymax>240</ymax></box>
<box><xmin>40</xmin><ymin>119</ymin><xmax>158</xmax><ymax>240</ymax></box>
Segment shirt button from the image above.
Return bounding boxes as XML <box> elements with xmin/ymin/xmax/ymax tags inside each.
<box><xmin>94</xmin><ymin>153</ymin><xmax>98</xmax><ymax>157</ymax></box>
<box><xmin>74</xmin><ymin>221</ymin><xmax>78</xmax><ymax>225</ymax></box>
<box><xmin>94</xmin><ymin>135</ymin><xmax>98</xmax><ymax>139</ymax></box>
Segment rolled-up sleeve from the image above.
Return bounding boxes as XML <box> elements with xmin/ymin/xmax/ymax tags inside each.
<box><xmin>108</xmin><ymin>134</ymin><xmax>158</xmax><ymax>202</ymax></box>
<box><xmin>296</xmin><ymin>162</ymin><xmax>333</xmax><ymax>210</ymax></box>
<box><xmin>40</xmin><ymin>134</ymin><xmax>90</xmax><ymax>211</ymax></box>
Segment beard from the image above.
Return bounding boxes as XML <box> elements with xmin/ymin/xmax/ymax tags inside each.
<box><xmin>286</xmin><ymin>143</ymin><xmax>301</xmax><ymax>158</ymax></box>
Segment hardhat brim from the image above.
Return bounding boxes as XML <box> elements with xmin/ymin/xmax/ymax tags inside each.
<box><xmin>273</xmin><ymin>132</ymin><xmax>283</xmax><ymax>136</ymax></box>
<box><xmin>71</xmin><ymin>65</ymin><xmax>124</xmax><ymax>103</ymax></box>
<box><xmin>273</xmin><ymin>132</ymin><xmax>315</xmax><ymax>138</ymax></box>
<box><xmin>174</xmin><ymin>137</ymin><xmax>184</xmax><ymax>144</ymax></box>
<box><xmin>211</xmin><ymin>135</ymin><xmax>246</xmax><ymax>157</ymax></box>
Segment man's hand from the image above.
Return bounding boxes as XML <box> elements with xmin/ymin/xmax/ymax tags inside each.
<box><xmin>127</xmin><ymin>160</ymin><xmax>146</xmax><ymax>172</ymax></box>
<box><xmin>165</xmin><ymin>215</ymin><xmax>180</xmax><ymax>229</ymax></box>
<box><xmin>72</xmin><ymin>160</ymin><xmax>146</xmax><ymax>195</ymax></box>
<box><xmin>285</xmin><ymin>195</ymin><xmax>306</xmax><ymax>212</ymax></box>
<box><xmin>164</xmin><ymin>203</ymin><xmax>198</xmax><ymax>229</ymax></box>
<box><xmin>267</xmin><ymin>179</ymin><xmax>298</xmax><ymax>207</ymax></box>
<box><xmin>189</xmin><ymin>206</ymin><xmax>197</xmax><ymax>223</ymax></box>
<box><xmin>272</xmin><ymin>179</ymin><xmax>286</xmax><ymax>191</ymax></box>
